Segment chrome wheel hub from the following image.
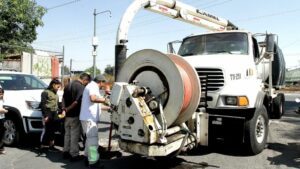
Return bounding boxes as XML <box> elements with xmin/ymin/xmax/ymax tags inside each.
<box><xmin>3</xmin><ymin>119</ymin><xmax>16</xmax><ymax>145</ymax></box>
<box><xmin>255</xmin><ymin>115</ymin><xmax>265</xmax><ymax>144</ymax></box>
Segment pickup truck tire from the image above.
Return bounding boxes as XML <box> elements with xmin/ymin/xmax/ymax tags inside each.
<box><xmin>3</xmin><ymin>116</ymin><xmax>20</xmax><ymax>146</ymax></box>
<box><xmin>272</xmin><ymin>93</ymin><xmax>285</xmax><ymax>119</ymax></box>
<box><xmin>244</xmin><ymin>105</ymin><xmax>269</xmax><ymax>155</ymax></box>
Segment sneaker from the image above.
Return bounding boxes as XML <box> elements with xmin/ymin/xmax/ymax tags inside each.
<box><xmin>38</xmin><ymin>147</ymin><xmax>48</xmax><ymax>156</ymax></box>
<box><xmin>88</xmin><ymin>160</ymin><xmax>103</xmax><ymax>169</ymax></box>
<box><xmin>84</xmin><ymin>157</ymin><xmax>89</xmax><ymax>167</ymax></box>
<box><xmin>70</xmin><ymin>155</ymin><xmax>84</xmax><ymax>162</ymax></box>
<box><xmin>84</xmin><ymin>157</ymin><xmax>102</xmax><ymax>168</ymax></box>
<box><xmin>62</xmin><ymin>152</ymin><xmax>71</xmax><ymax>159</ymax></box>
<box><xmin>49</xmin><ymin>146</ymin><xmax>60</xmax><ymax>152</ymax></box>
<box><xmin>0</xmin><ymin>149</ymin><xmax>6</xmax><ymax>155</ymax></box>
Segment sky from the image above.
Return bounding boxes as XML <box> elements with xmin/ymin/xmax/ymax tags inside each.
<box><xmin>33</xmin><ymin>0</ymin><xmax>300</xmax><ymax>72</ymax></box>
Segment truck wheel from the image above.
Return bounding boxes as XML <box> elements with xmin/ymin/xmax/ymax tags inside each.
<box><xmin>272</xmin><ymin>93</ymin><xmax>285</xmax><ymax>119</ymax></box>
<box><xmin>245</xmin><ymin>105</ymin><xmax>269</xmax><ymax>155</ymax></box>
<box><xmin>3</xmin><ymin>116</ymin><xmax>20</xmax><ymax>146</ymax></box>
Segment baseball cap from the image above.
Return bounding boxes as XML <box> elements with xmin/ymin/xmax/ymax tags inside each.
<box><xmin>94</xmin><ymin>74</ymin><xmax>107</xmax><ymax>83</ymax></box>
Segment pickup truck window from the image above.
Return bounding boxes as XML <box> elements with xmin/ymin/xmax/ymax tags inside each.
<box><xmin>178</xmin><ymin>32</ymin><xmax>249</xmax><ymax>56</ymax></box>
<box><xmin>0</xmin><ymin>74</ymin><xmax>47</xmax><ymax>90</ymax></box>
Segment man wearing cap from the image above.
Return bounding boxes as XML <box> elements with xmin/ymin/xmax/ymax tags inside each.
<box><xmin>79</xmin><ymin>74</ymin><xmax>109</xmax><ymax>167</ymax></box>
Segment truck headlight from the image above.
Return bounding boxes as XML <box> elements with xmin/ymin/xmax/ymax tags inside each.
<box><xmin>225</xmin><ymin>96</ymin><xmax>249</xmax><ymax>106</ymax></box>
<box><xmin>225</xmin><ymin>96</ymin><xmax>237</xmax><ymax>105</ymax></box>
<box><xmin>26</xmin><ymin>101</ymin><xmax>41</xmax><ymax>110</ymax></box>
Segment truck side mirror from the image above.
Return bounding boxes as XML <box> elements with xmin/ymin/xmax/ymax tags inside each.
<box><xmin>266</xmin><ymin>34</ymin><xmax>275</xmax><ymax>53</ymax></box>
<box><xmin>167</xmin><ymin>40</ymin><xmax>182</xmax><ymax>54</ymax></box>
<box><xmin>167</xmin><ymin>42</ymin><xmax>175</xmax><ymax>54</ymax></box>
<box><xmin>263</xmin><ymin>34</ymin><xmax>276</xmax><ymax>59</ymax></box>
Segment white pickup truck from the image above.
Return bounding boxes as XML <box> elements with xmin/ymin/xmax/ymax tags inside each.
<box><xmin>0</xmin><ymin>71</ymin><xmax>47</xmax><ymax>145</ymax></box>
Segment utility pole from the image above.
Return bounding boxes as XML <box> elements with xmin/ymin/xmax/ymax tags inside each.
<box><xmin>30</xmin><ymin>51</ymin><xmax>33</xmax><ymax>74</ymax></box>
<box><xmin>61</xmin><ymin>46</ymin><xmax>65</xmax><ymax>83</ymax></box>
<box><xmin>70</xmin><ymin>58</ymin><xmax>72</xmax><ymax>78</ymax></box>
<box><xmin>92</xmin><ymin>9</ymin><xmax>111</xmax><ymax>78</ymax></box>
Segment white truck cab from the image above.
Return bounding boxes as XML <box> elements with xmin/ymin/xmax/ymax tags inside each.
<box><xmin>179</xmin><ymin>31</ymin><xmax>261</xmax><ymax>109</ymax></box>
<box><xmin>0</xmin><ymin>71</ymin><xmax>47</xmax><ymax>145</ymax></box>
<box><xmin>175</xmin><ymin>30</ymin><xmax>285</xmax><ymax>153</ymax></box>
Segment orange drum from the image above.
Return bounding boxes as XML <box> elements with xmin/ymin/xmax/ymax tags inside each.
<box><xmin>117</xmin><ymin>49</ymin><xmax>201</xmax><ymax>126</ymax></box>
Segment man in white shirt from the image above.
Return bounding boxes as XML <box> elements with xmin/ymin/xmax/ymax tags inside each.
<box><xmin>79</xmin><ymin>75</ymin><xmax>109</xmax><ymax>167</ymax></box>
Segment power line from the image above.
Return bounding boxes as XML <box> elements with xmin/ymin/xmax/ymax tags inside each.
<box><xmin>0</xmin><ymin>42</ymin><xmax>62</xmax><ymax>55</ymax></box>
<box><xmin>194</xmin><ymin>0</ymin><xmax>221</xmax><ymax>6</ymax></box>
<box><xmin>34</xmin><ymin>2</ymin><xmax>300</xmax><ymax>47</ymax></box>
<box><xmin>234</xmin><ymin>8</ymin><xmax>300</xmax><ymax>22</ymax></box>
<box><xmin>282</xmin><ymin>38</ymin><xmax>300</xmax><ymax>49</ymax></box>
<box><xmin>285</xmin><ymin>53</ymin><xmax>300</xmax><ymax>56</ymax></box>
<box><xmin>47</xmin><ymin>0</ymin><xmax>81</xmax><ymax>11</ymax></box>
<box><xmin>71</xmin><ymin>58</ymin><xmax>114</xmax><ymax>62</ymax></box>
<box><xmin>33</xmin><ymin>16</ymin><xmax>168</xmax><ymax>44</ymax></box>
<box><xmin>198</xmin><ymin>0</ymin><xmax>233</xmax><ymax>9</ymax></box>
<box><xmin>36</xmin><ymin>1</ymin><xmax>225</xmax><ymax>42</ymax></box>
<box><xmin>35</xmin><ymin>1</ymin><xmax>231</xmax><ymax>44</ymax></box>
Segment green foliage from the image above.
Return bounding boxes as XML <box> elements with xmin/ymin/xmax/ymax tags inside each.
<box><xmin>104</xmin><ymin>64</ymin><xmax>114</xmax><ymax>76</ymax></box>
<box><xmin>63</xmin><ymin>65</ymin><xmax>70</xmax><ymax>75</ymax></box>
<box><xmin>0</xmin><ymin>0</ymin><xmax>46</xmax><ymax>55</ymax></box>
<box><xmin>84</xmin><ymin>66</ymin><xmax>101</xmax><ymax>76</ymax></box>
<box><xmin>103</xmin><ymin>64</ymin><xmax>115</xmax><ymax>82</ymax></box>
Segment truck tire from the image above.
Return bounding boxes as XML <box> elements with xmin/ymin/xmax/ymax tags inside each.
<box><xmin>3</xmin><ymin>116</ymin><xmax>20</xmax><ymax>146</ymax></box>
<box><xmin>272</xmin><ymin>93</ymin><xmax>285</xmax><ymax>119</ymax></box>
<box><xmin>244</xmin><ymin>105</ymin><xmax>269</xmax><ymax>155</ymax></box>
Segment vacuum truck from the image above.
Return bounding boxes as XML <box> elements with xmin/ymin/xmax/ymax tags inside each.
<box><xmin>110</xmin><ymin>0</ymin><xmax>286</xmax><ymax>156</ymax></box>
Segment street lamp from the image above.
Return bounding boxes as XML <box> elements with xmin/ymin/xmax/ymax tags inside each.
<box><xmin>92</xmin><ymin>9</ymin><xmax>111</xmax><ymax>78</ymax></box>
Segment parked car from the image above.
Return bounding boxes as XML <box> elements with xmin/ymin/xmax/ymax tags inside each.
<box><xmin>0</xmin><ymin>71</ymin><xmax>47</xmax><ymax>145</ymax></box>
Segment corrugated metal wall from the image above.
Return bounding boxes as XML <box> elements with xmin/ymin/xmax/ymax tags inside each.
<box><xmin>286</xmin><ymin>68</ymin><xmax>300</xmax><ymax>83</ymax></box>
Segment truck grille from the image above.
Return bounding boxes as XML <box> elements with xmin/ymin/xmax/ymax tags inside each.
<box><xmin>195</xmin><ymin>68</ymin><xmax>224</xmax><ymax>92</ymax></box>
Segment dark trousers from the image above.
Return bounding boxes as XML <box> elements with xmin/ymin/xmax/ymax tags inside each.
<box><xmin>40</xmin><ymin>115</ymin><xmax>57</xmax><ymax>146</ymax></box>
<box><xmin>0</xmin><ymin>119</ymin><xmax>5</xmax><ymax>150</ymax></box>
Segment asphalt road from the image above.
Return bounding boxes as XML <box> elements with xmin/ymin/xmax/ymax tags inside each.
<box><xmin>0</xmin><ymin>93</ymin><xmax>299</xmax><ymax>169</ymax></box>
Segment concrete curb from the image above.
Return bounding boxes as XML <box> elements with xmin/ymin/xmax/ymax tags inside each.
<box><xmin>99</xmin><ymin>138</ymin><xmax>120</xmax><ymax>151</ymax></box>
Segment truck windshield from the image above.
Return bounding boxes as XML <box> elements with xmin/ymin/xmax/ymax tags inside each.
<box><xmin>178</xmin><ymin>32</ymin><xmax>248</xmax><ymax>56</ymax></box>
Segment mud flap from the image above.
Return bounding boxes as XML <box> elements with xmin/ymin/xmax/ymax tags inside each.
<box><xmin>208</xmin><ymin>115</ymin><xmax>245</xmax><ymax>144</ymax></box>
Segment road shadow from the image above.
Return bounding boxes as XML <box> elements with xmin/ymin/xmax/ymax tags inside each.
<box><xmin>186</xmin><ymin>142</ymin><xmax>252</xmax><ymax>157</ymax></box>
<box><xmin>267</xmin><ymin>142</ymin><xmax>300</xmax><ymax>168</ymax></box>
<box><xmin>277</xmin><ymin>101</ymin><xmax>300</xmax><ymax>141</ymax></box>
<box><xmin>98</xmin><ymin>126</ymin><xmax>111</xmax><ymax>132</ymax></box>
<box><xmin>13</xmin><ymin>133</ymin><xmax>90</xmax><ymax>169</ymax></box>
<box><xmin>32</xmin><ymin>148</ymin><xmax>221</xmax><ymax>169</ymax></box>
<box><xmin>102</xmin><ymin>154</ymin><xmax>220</xmax><ymax>169</ymax></box>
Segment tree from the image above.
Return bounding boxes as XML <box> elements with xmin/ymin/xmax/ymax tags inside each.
<box><xmin>84</xmin><ymin>66</ymin><xmax>101</xmax><ymax>76</ymax></box>
<box><xmin>104</xmin><ymin>64</ymin><xmax>115</xmax><ymax>82</ymax></box>
<box><xmin>0</xmin><ymin>0</ymin><xmax>46</xmax><ymax>56</ymax></box>
<box><xmin>104</xmin><ymin>64</ymin><xmax>114</xmax><ymax>75</ymax></box>
<box><xmin>63</xmin><ymin>65</ymin><xmax>70</xmax><ymax>75</ymax></box>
